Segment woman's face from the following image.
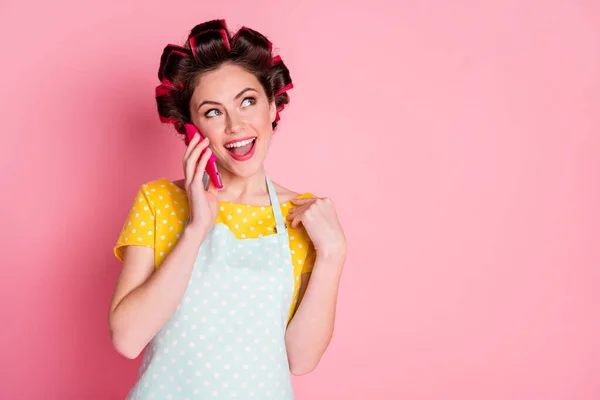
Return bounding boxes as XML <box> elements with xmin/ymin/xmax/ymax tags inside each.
<box><xmin>189</xmin><ymin>63</ymin><xmax>277</xmax><ymax>179</ymax></box>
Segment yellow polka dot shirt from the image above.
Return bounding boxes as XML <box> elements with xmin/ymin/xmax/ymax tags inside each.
<box><xmin>114</xmin><ymin>178</ymin><xmax>316</xmax><ymax>323</ymax></box>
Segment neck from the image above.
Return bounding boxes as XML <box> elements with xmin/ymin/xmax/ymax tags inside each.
<box><xmin>216</xmin><ymin>165</ymin><xmax>270</xmax><ymax>203</ymax></box>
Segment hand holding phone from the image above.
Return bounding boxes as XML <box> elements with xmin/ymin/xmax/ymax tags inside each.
<box><xmin>182</xmin><ymin>125</ymin><xmax>219</xmax><ymax>236</ymax></box>
<box><xmin>184</xmin><ymin>123</ymin><xmax>223</xmax><ymax>189</ymax></box>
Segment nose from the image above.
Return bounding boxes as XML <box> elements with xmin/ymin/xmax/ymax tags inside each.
<box><xmin>224</xmin><ymin>111</ymin><xmax>244</xmax><ymax>134</ymax></box>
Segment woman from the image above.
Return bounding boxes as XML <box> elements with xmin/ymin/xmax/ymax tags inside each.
<box><xmin>108</xmin><ymin>19</ymin><xmax>346</xmax><ymax>399</ymax></box>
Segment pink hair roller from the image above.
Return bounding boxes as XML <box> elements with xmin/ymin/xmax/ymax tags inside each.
<box><xmin>271</xmin><ymin>55</ymin><xmax>282</xmax><ymax>65</ymax></box>
<box><xmin>220</xmin><ymin>29</ymin><xmax>231</xmax><ymax>51</ymax></box>
<box><xmin>155</xmin><ymin>85</ymin><xmax>171</xmax><ymax>97</ymax></box>
<box><xmin>159</xmin><ymin>115</ymin><xmax>178</xmax><ymax>123</ymax></box>
<box><xmin>275</xmin><ymin>83</ymin><xmax>293</xmax><ymax>96</ymax></box>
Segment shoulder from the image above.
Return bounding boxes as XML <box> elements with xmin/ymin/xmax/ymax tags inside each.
<box><xmin>271</xmin><ymin>181</ymin><xmax>317</xmax><ymax>204</ymax></box>
<box><xmin>133</xmin><ymin>178</ymin><xmax>187</xmax><ymax>209</ymax></box>
<box><xmin>138</xmin><ymin>177</ymin><xmax>181</xmax><ymax>193</ymax></box>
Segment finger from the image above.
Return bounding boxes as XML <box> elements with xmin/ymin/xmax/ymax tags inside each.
<box><xmin>183</xmin><ymin>135</ymin><xmax>208</xmax><ymax>167</ymax></box>
<box><xmin>290</xmin><ymin>214</ymin><xmax>304</xmax><ymax>229</ymax></box>
<box><xmin>205</xmin><ymin>177</ymin><xmax>218</xmax><ymax>195</ymax></box>
<box><xmin>191</xmin><ymin>147</ymin><xmax>213</xmax><ymax>187</ymax></box>
<box><xmin>291</xmin><ymin>197</ymin><xmax>318</xmax><ymax>206</ymax></box>
<box><xmin>288</xmin><ymin>203</ymin><xmax>310</xmax><ymax>214</ymax></box>
<box><xmin>204</xmin><ymin>167</ymin><xmax>220</xmax><ymax>195</ymax></box>
<box><xmin>182</xmin><ymin>133</ymin><xmax>202</xmax><ymax>163</ymax></box>
<box><xmin>185</xmin><ymin>138</ymin><xmax>209</xmax><ymax>183</ymax></box>
<box><xmin>286</xmin><ymin>207</ymin><xmax>305</xmax><ymax>227</ymax></box>
<box><xmin>188</xmin><ymin>137</ymin><xmax>209</xmax><ymax>165</ymax></box>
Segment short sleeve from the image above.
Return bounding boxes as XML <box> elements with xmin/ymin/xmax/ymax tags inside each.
<box><xmin>113</xmin><ymin>184</ymin><xmax>156</xmax><ymax>262</ymax></box>
<box><xmin>290</xmin><ymin>192</ymin><xmax>317</xmax><ymax>275</ymax></box>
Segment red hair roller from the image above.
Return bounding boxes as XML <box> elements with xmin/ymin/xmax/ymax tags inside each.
<box><xmin>159</xmin><ymin>115</ymin><xmax>178</xmax><ymax>123</ymax></box>
<box><xmin>275</xmin><ymin>83</ymin><xmax>293</xmax><ymax>96</ymax></box>
<box><xmin>271</xmin><ymin>55</ymin><xmax>282</xmax><ymax>65</ymax></box>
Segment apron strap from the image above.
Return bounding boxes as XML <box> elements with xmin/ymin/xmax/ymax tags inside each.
<box><xmin>265</xmin><ymin>173</ymin><xmax>287</xmax><ymax>234</ymax></box>
<box><xmin>184</xmin><ymin>174</ymin><xmax>287</xmax><ymax>234</ymax></box>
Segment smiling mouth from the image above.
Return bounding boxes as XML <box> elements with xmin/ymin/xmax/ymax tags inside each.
<box><xmin>224</xmin><ymin>137</ymin><xmax>257</xmax><ymax>158</ymax></box>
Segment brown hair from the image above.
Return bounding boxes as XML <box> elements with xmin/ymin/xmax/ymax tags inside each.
<box><xmin>155</xmin><ymin>19</ymin><xmax>293</xmax><ymax>138</ymax></box>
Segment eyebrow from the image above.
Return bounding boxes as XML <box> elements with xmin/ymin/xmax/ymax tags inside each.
<box><xmin>197</xmin><ymin>87</ymin><xmax>258</xmax><ymax>110</ymax></box>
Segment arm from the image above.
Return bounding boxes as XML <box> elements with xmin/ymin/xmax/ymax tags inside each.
<box><xmin>108</xmin><ymin>225</ymin><xmax>207</xmax><ymax>359</ymax></box>
<box><xmin>109</xmin><ymin>134</ymin><xmax>217</xmax><ymax>359</ymax></box>
<box><xmin>284</xmin><ymin>252</ymin><xmax>345</xmax><ymax>375</ymax></box>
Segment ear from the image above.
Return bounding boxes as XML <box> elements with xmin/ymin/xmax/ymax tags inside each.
<box><xmin>269</xmin><ymin>100</ymin><xmax>277</xmax><ymax>123</ymax></box>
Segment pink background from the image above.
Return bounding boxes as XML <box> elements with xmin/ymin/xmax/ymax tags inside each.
<box><xmin>1</xmin><ymin>0</ymin><xmax>599</xmax><ymax>399</ymax></box>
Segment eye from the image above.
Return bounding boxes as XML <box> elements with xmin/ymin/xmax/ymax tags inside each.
<box><xmin>205</xmin><ymin>109</ymin><xmax>221</xmax><ymax>118</ymax></box>
<box><xmin>241</xmin><ymin>97</ymin><xmax>256</xmax><ymax>108</ymax></box>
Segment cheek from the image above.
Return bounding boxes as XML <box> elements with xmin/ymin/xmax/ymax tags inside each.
<box><xmin>200</xmin><ymin>129</ymin><xmax>219</xmax><ymax>144</ymax></box>
<box><xmin>252</xmin><ymin>105</ymin><xmax>274</xmax><ymax>129</ymax></box>
<box><xmin>195</xmin><ymin>119</ymin><xmax>223</xmax><ymax>141</ymax></box>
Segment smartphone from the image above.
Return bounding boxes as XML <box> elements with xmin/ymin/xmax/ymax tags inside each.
<box><xmin>184</xmin><ymin>123</ymin><xmax>223</xmax><ymax>189</ymax></box>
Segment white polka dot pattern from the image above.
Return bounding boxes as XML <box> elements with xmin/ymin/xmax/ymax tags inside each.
<box><xmin>114</xmin><ymin>178</ymin><xmax>317</xmax><ymax>325</ymax></box>
<box><xmin>125</xmin><ymin>176</ymin><xmax>296</xmax><ymax>400</ymax></box>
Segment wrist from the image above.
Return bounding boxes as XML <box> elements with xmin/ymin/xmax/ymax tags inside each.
<box><xmin>316</xmin><ymin>244</ymin><xmax>347</xmax><ymax>265</ymax></box>
<box><xmin>313</xmin><ymin>249</ymin><xmax>345</xmax><ymax>281</ymax></box>
<box><xmin>183</xmin><ymin>221</ymin><xmax>210</xmax><ymax>243</ymax></box>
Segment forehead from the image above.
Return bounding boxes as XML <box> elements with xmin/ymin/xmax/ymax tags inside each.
<box><xmin>192</xmin><ymin>64</ymin><xmax>264</xmax><ymax>102</ymax></box>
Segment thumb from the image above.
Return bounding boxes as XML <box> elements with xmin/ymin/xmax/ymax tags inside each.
<box><xmin>203</xmin><ymin>172</ymin><xmax>221</xmax><ymax>196</ymax></box>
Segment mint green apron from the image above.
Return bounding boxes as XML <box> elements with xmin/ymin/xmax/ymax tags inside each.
<box><xmin>127</xmin><ymin>174</ymin><xmax>296</xmax><ymax>399</ymax></box>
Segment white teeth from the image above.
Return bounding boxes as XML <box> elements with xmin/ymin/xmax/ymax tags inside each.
<box><xmin>225</xmin><ymin>138</ymin><xmax>256</xmax><ymax>149</ymax></box>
